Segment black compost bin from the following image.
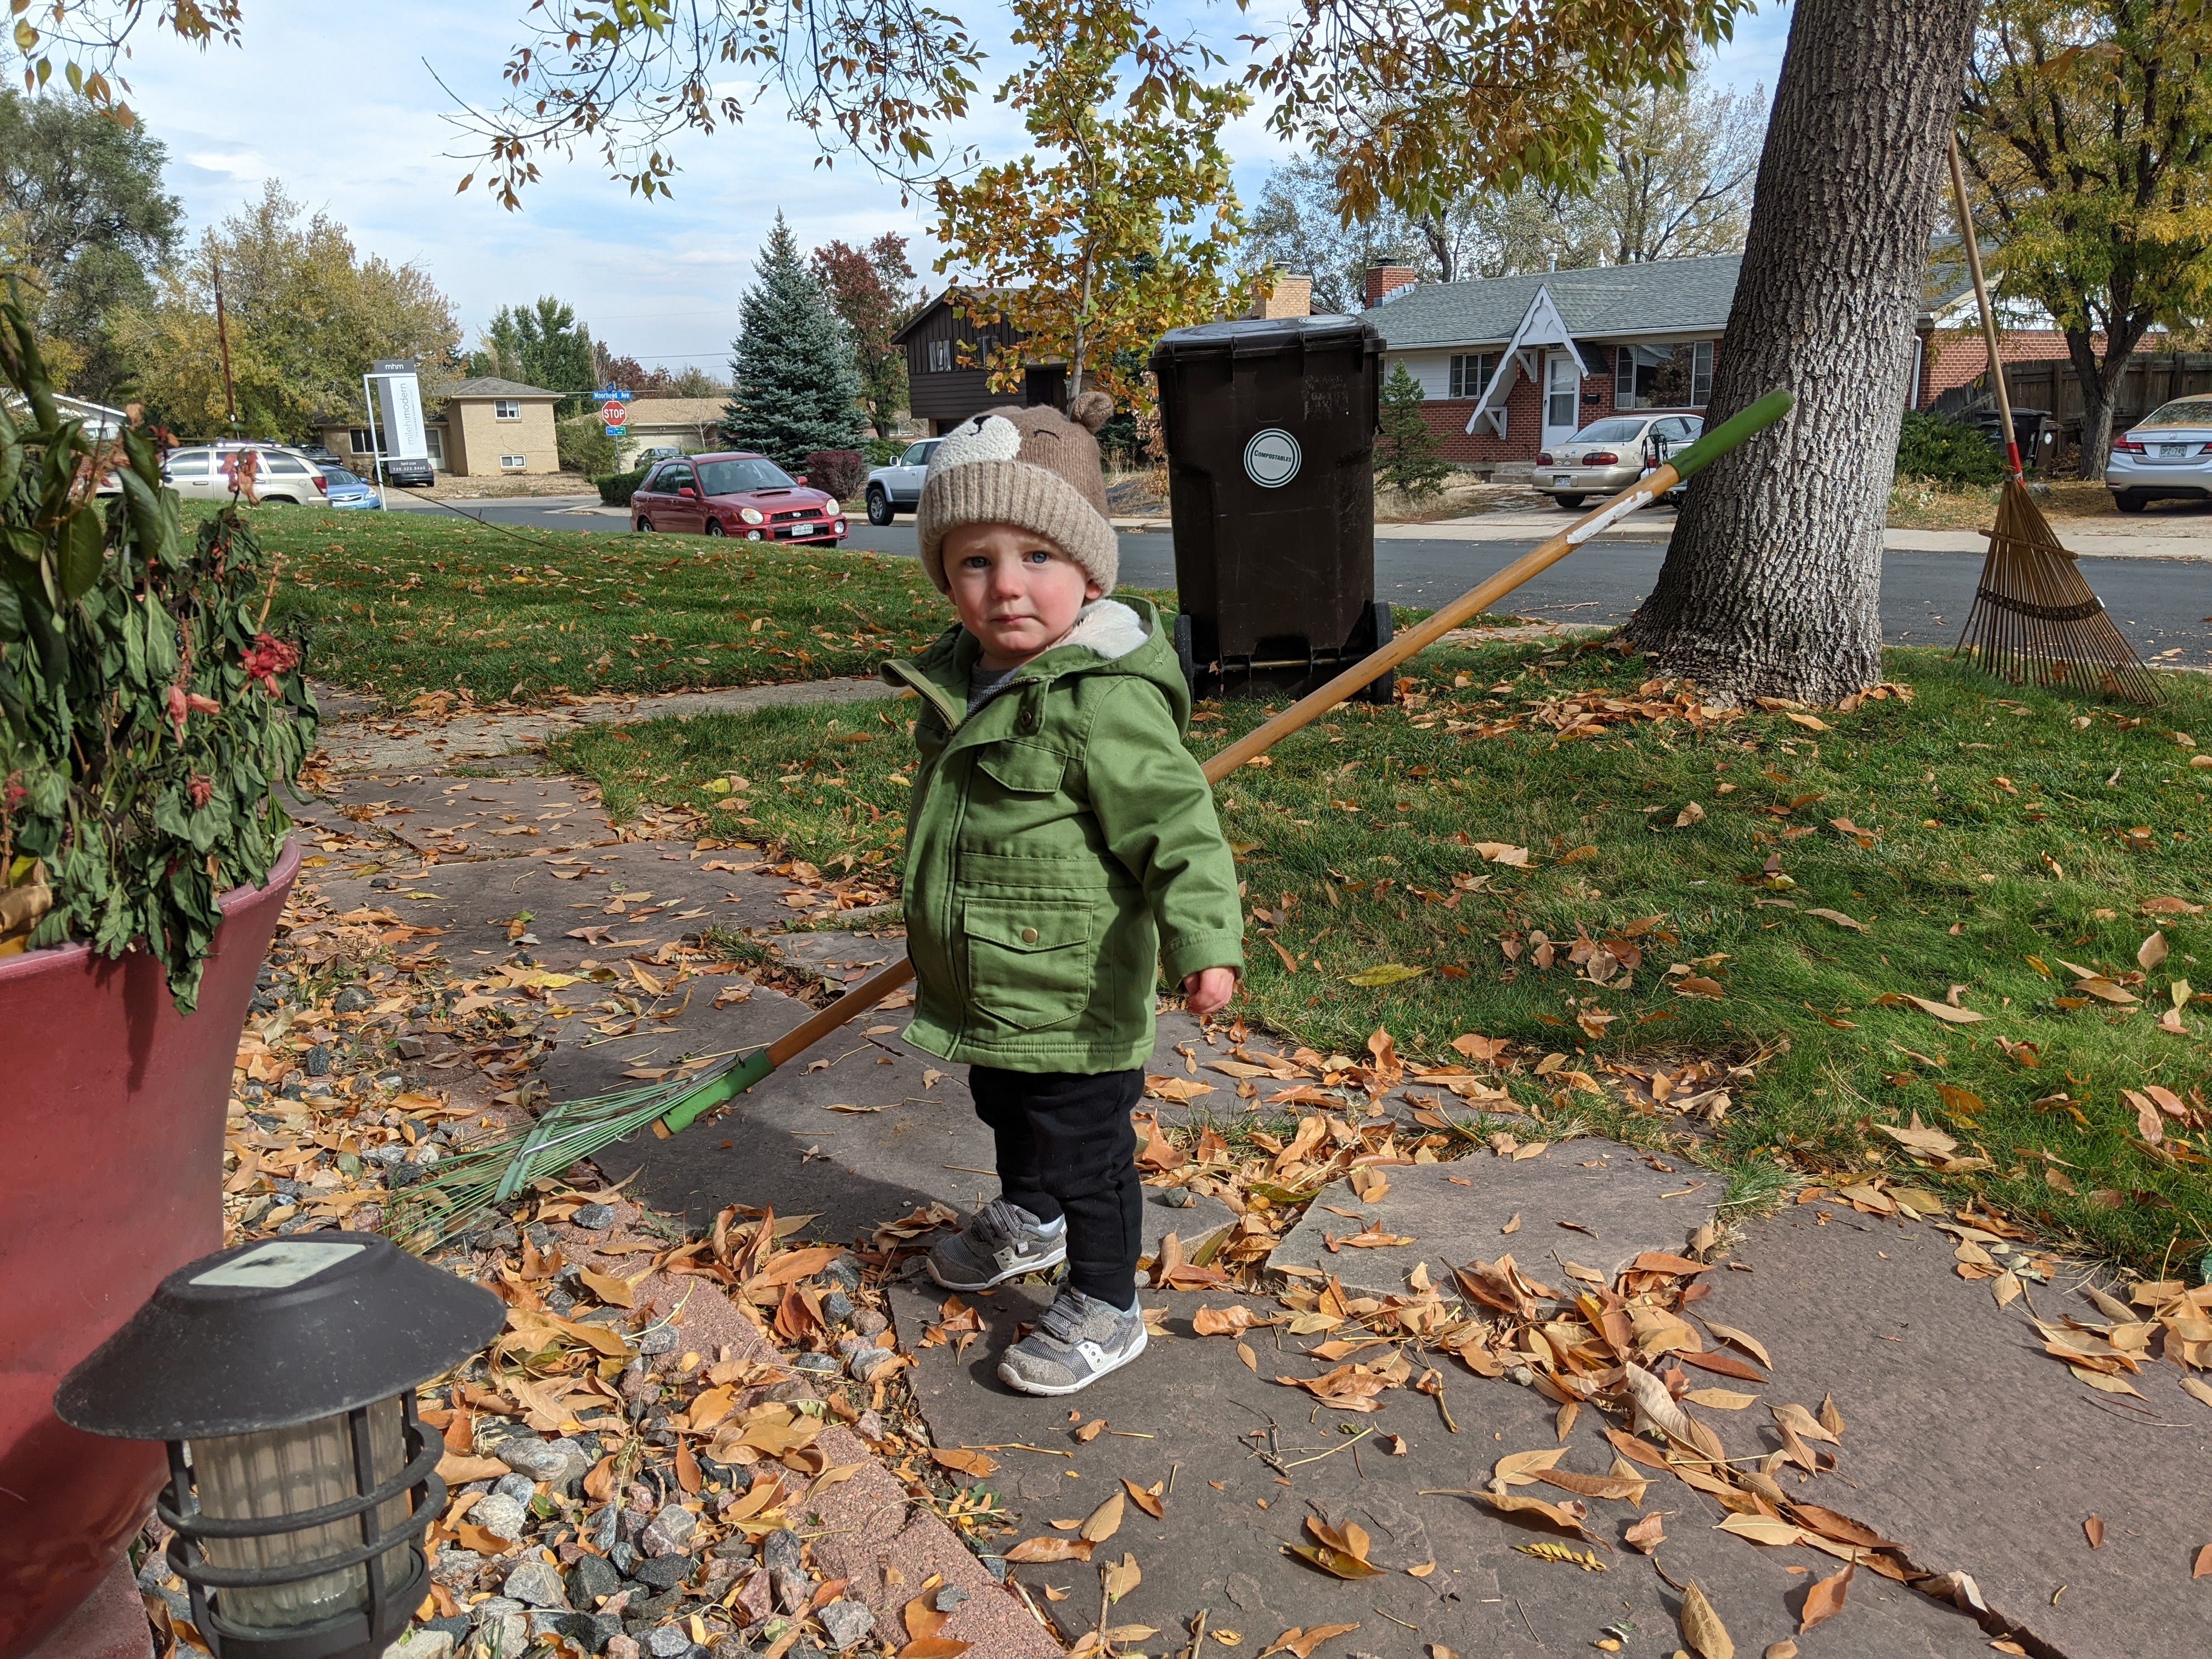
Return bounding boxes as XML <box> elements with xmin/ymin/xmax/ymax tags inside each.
<box><xmin>1149</xmin><ymin>315</ymin><xmax>1389</xmax><ymax>703</ymax></box>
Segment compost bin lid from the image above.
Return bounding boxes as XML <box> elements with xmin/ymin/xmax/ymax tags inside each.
<box><xmin>1151</xmin><ymin>314</ymin><xmax>1381</xmax><ymax>368</ymax></box>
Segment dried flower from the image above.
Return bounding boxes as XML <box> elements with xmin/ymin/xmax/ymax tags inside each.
<box><xmin>187</xmin><ymin>774</ymin><xmax>214</xmax><ymax>810</ymax></box>
<box><xmin>241</xmin><ymin>633</ymin><xmax>301</xmax><ymax>696</ymax></box>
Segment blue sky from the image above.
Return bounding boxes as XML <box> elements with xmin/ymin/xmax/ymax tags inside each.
<box><xmin>120</xmin><ymin>2</ymin><xmax>1795</xmax><ymax>373</ymax></box>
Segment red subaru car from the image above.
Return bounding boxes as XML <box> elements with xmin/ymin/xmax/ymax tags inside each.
<box><xmin>630</xmin><ymin>450</ymin><xmax>848</xmax><ymax>545</ymax></box>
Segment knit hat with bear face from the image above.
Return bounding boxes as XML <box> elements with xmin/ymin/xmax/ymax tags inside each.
<box><xmin>916</xmin><ymin>390</ymin><xmax>1118</xmax><ymax>596</ymax></box>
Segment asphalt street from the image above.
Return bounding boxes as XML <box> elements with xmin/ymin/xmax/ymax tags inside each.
<box><xmin>385</xmin><ymin>492</ymin><xmax>2212</xmax><ymax>662</ymax></box>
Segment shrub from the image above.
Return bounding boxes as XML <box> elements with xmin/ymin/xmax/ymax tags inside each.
<box><xmin>1897</xmin><ymin>410</ymin><xmax>2004</xmax><ymax>487</ymax></box>
<box><xmin>557</xmin><ymin>414</ymin><xmax>619</xmax><ymax>475</ymax></box>
<box><xmin>0</xmin><ymin>293</ymin><xmax>315</xmax><ymax>1008</ymax></box>
<box><xmin>802</xmin><ymin>448</ymin><xmax>866</xmax><ymax>501</ymax></box>
<box><xmin>861</xmin><ymin>437</ymin><xmax>908</xmax><ymax>468</ymax></box>
<box><xmin>1376</xmin><ymin>361</ymin><xmax>1451</xmax><ymax>500</ymax></box>
<box><xmin>595</xmin><ymin>468</ymin><xmax>647</xmax><ymax>506</ymax></box>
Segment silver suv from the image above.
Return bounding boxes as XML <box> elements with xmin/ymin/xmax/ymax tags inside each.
<box><xmin>161</xmin><ymin>443</ymin><xmax>329</xmax><ymax>505</ymax></box>
<box><xmin>1536</xmin><ymin>414</ymin><xmax>1703</xmax><ymax>508</ymax></box>
<box><xmin>864</xmin><ymin>438</ymin><xmax>941</xmax><ymax>525</ymax></box>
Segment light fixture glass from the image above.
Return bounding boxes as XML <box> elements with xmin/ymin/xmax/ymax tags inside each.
<box><xmin>190</xmin><ymin>1397</ymin><xmax>411</xmax><ymax>1629</ymax></box>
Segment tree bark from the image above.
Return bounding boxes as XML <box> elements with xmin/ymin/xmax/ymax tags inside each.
<box><xmin>1624</xmin><ymin>0</ymin><xmax>1979</xmax><ymax>704</ymax></box>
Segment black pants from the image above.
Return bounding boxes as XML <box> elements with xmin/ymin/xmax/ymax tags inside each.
<box><xmin>968</xmin><ymin>1065</ymin><xmax>1144</xmax><ymax>1309</ymax></box>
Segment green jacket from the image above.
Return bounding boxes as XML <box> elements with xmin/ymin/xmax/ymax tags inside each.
<box><xmin>879</xmin><ymin>596</ymin><xmax>1244</xmax><ymax>1073</ymax></box>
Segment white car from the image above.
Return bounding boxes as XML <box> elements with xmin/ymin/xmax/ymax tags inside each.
<box><xmin>1534</xmin><ymin>413</ymin><xmax>1703</xmax><ymax>508</ymax></box>
<box><xmin>161</xmin><ymin>443</ymin><xmax>329</xmax><ymax>505</ymax></box>
<box><xmin>863</xmin><ymin>438</ymin><xmax>941</xmax><ymax>524</ymax></box>
<box><xmin>2108</xmin><ymin>396</ymin><xmax>2212</xmax><ymax>511</ymax></box>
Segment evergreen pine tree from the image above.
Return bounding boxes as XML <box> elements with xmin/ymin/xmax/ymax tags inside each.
<box><xmin>1376</xmin><ymin>361</ymin><xmax>1451</xmax><ymax>500</ymax></box>
<box><xmin>723</xmin><ymin>213</ymin><xmax>864</xmax><ymax>467</ymax></box>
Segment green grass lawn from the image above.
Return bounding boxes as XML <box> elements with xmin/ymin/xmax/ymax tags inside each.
<box><xmin>552</xmin><ymin>636</ymin><xmax>2212</xmax><ymax>1276</ymax></box>
<box><xmin>227</xmin><ymin>504</ymin><xmax>952</xmax><ymax>710</ymax></box>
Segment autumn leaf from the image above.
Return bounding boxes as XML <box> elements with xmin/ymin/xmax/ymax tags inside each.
<box><xmin>2085</xmin><ymin>1514</ymin><xmax>2104</xmax><ymax>1549</ymax></box>
<box><xmin>1624</xmin><ymin>1514</ymin><xmax>1665</xmax><ymax>1553</ymax></box>
<box><xmin>1193</xmin><ymin>1304</ymin><xmax>1257</xmax><ymax>1336</ymax></box>
<box><xmin>1346</xmin><ymin>963</ymin><xmax>1425</xmax><ymax>988</ymax></box>
<box><xmin>1493</xmin><ymin>1447</ymin><xmax>1569</xmax><ymax>1486</ymax></box>
<box><xmin>2194</xmin><ymin>1544</ymin><xmax>2212</xmax><ymax>1579</ymax></box>
<box><xmin>1698</xmin><ymin>1319</ymin><xmax>1774</xmax><ymax>1369</ymax></box>
<box><xmin>1474</xmin><ymin>1491</ymin><xmax>1606</xmax><ymax>1545</ymax></box>
<box><xmin>900</xmin><ymin>1641</ymin><xmax>973</xmax><ymax>1659</ymax></box>
<box><xmin>2140</xmin><ymin>930</ymin><xmax>2169</xmax><ymax>970</ymax></box>
<box><xmin>1102</xmin><ymin>1552</ymin><xmax>1141</xmax><ymax>1601</ymax></box>
<box><xmin>577</xmin><ymin>1266</ymin><xmax>635</xmax><ymax>1307</ymax></box>
<box><xmin>1798</xmin><ymin>1562</ymin><xmax>1852</xmax><ymax>1633</ymax></box>
<box><xmin>1080</xmin><ymin>1487</ymin><xmax>1125</xmax><ymax>1542</ymax></box>
<box><xmin>1122</xmin><ymin>1477</ymin><xmax>1166</xmax><ymax>1519</ymax></box>
<box><xmin>930</xmin><ymin>1447</ymin><xmax>1000</xmax><ymax>1479</ymax></box>
<box><xmin>1716</xmin><ymin>1513</ymin><xmax>1803</xmax><ymax>1547</ymax></box>
<box><xmin>1804</xmin><ymin>907</ymin><xmax>1866</xmax><ymax>932</ymax></box>
<box><xmin>1257</xmin><ymin>1625</ymin><xmax>1360</xmax><ymax>1659</ymax></box>
<box><xmin>1005</xmin><ymin>1537</ymin><xmax>1095</xmax><ymax>1563</ymax></box>
<box><xmin>1679</xmin><ymin>1580</ymin><xmax>1734</xmax><ymax>1659</ymax></box>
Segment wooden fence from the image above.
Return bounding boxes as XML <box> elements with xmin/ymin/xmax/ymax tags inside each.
<box><xmin>1932</xmin><ymin>351</ymin><xmax>2212</xmax><ymax>437</ymax></box>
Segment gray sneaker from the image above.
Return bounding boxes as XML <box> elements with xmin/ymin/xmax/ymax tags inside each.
<box><xmin>997</xmin><ymin>1286</ymin><xmax>1148</xmax><ymax>1396</ymax></box>
<box><xmin>926</xmin><ymin>1199</ymin><xmax>1068</xmax><ymax>1291</ymax></box>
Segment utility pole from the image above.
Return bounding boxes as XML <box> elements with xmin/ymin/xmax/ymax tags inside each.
<box><xmin>211</xmin><ymin>254</ymin><xmax>239</xmax><ymax>438</ymax></box>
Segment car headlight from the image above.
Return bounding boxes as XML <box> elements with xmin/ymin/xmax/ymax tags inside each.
<box><xmin>740</xmin><ymin>506</ymin><xmax>765</xmax><ymax>525</ymax></box>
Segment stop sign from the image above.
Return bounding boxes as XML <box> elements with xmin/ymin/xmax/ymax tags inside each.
<box><xmin>599</xmin><ymin>400</ymin><xmax>628</xmax><ymax>426</ymax></box>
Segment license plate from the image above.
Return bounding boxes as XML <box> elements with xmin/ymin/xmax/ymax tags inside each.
<box><xmin>1554</xmin><ymin>476</ymin><xmax>1572</xmax><ymax>487</ymax></box>
<box><xmin>2161</xmin><ymin>443</ymin><xmax>2187</xmax><ymax>458</ymax></box>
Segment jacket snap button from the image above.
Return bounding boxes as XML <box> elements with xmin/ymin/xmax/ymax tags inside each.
<box><xmin>1020</xmin><ymin>927</ymin><xmax>1039</xmax><ymax>944</ymax></box>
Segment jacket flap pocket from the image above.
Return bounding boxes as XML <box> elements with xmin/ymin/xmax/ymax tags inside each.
<box><xmin>975</xmin><ymin>741</ymin><xmax>1066</xmax><ymax>795</ymax></box>
<box><xmin>964</xmin><ymin>897</ymin><xmax>1092</xmax><ymax>952</ymax></box>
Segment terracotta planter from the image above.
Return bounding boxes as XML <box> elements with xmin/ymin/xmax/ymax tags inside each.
<box><xmin>0</xmin><ymin>839</ymin><xmax>301</xmax><ymax>1659</ymax></box>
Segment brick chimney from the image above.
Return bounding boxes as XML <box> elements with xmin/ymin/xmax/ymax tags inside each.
<box><xmin>1249</xmin><ymin>270</ymin><xmax>1313</xmax><ymax>319</ymax></box>
<box><xmin>1365</xmin><ymin>255</ymin><xmax>1418</xmax><ymax>308</ymax></box>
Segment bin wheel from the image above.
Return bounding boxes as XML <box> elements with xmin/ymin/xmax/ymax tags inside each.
<box><xmin>1171</xmin><ymin>611</ymin><xmax>1197</xmax><ymax>699</ymax></box>
<box><xmin>1554</xmin><ymin>494</ymin><xmax>1586</xmax><ymax>510</ymax></box>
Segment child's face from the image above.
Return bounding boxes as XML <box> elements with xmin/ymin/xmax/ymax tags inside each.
<box><xmin>943</xmin><ymin>522</ymin><xmax>1102</xmax><ymax>670</ymax></box>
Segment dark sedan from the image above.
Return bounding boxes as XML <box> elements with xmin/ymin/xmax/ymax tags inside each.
<box><xmin>630</xmin><ymin>452</ymin><xmax>848</xmax><ymax>545</ymax></box>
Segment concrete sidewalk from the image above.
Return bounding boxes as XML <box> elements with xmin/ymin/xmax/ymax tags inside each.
<box><xmin>1376</xmin><ymin>504</ymin><xmax>2212</xmax><ymax>558</ymax></box>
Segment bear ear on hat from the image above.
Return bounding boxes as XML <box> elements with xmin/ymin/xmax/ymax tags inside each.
<box><xmin>1067</xmin><ymin>390</ymin><xmax>1114</xmax><ymax>433</ymax></box>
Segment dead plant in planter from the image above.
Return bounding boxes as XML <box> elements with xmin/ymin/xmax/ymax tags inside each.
<box><xmin>0</xmin><ymin>289</ymin><xmax>315</xmax><ymax>1007</ymax></box>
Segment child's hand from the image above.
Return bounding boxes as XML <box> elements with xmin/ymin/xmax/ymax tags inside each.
<box><xmin>1182</xmin><ymin>966</ymin><xmax>1237</xmax><ymax>1017</ymax></box>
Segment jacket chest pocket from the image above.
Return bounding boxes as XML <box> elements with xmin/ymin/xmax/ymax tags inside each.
<box><xmin>963</xmin><ymin>896</ymin><xmax>1095</xmax><ymax>1032</ymax></box>
<box><xmin>975</xmin><ymin>740</ymin><xmax>1067</xmax><ymax>795</ymax></box>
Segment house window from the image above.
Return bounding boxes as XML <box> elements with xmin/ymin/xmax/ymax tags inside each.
<box><xmin>424</xmin><ymin>428</ymin><xmax>445</xmax><ymax>466</ymax></box>
<box><xmin>494</xmin><ymin>399</ymin><xmax>521</xmax><ymax>419</ymax></box>
<box><xmin>1449</xmin><ymin>353</ymin><xmax>1497</xmax><ymax>400</ymax></box>
<box><xmin>500</xmin><ymin>453</ymin><xmax>527</xmax><ymax>470</ymax></box>
<box><xmin>928</xmin><ymin>338</ymin><xmax>952</xmax><ymax>373</ymax></box>
<box><xmin>1615</xmin><ymin>342</ymin><xmax>1716</xmax><ymax>409</ymax></box>
<box><xmin>348</xmin><ymin>427</ymin><xmax>375</xmax><ymax>455</ymax></box>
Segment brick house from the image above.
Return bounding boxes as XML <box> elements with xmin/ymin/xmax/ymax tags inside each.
<box><xmin>1363</xmin><ymin>255</ymin><xmax>1742</xmax><ymax>466</ymax></box>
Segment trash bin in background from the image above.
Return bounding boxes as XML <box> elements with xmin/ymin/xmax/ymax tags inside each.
<box><xmin>1149</xmin><ymin>315</ymin><xmax>1391</xmax><ymax>703</ymax></box>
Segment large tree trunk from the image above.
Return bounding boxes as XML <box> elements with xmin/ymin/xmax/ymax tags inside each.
<box><xmin>1624</xmin><ymin>0</ymin><xmax>1979</xmax><ymax>704</ymax></box>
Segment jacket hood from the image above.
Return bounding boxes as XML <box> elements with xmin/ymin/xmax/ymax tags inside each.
<box><xmin>882</xmin><ymin>596</ymin><xmax>1190</xmax><ymax>731</ymax></box>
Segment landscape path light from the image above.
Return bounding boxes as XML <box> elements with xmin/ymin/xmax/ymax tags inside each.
<box><xmin>55</xmin><ymin>1236</ymin><xmax>503</xmax><ymax>1659</ymax></box>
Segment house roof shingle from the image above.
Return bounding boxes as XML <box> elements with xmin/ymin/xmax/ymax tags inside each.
<box><xmin>446</xmin><ymin>376</ymin><xmax>560</xmax><ymax>399</ymax></box>
<box><xmin>1364</xmin><ymin>255</ymin><xmax>1743</xmax><ymax>350</ymax></box>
